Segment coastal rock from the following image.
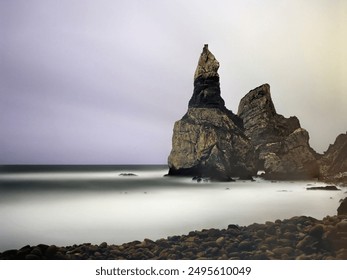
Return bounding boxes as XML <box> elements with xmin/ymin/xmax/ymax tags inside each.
<box><xmin>306</xmin><ymin>185</ymin><xmax>340</xmax><ymax>191</ymax></box>
<box><xmin>119</xmin><ymin>173</ymin><xmax>137</xmax><ymax>176</ymax></box>
<box><xmin>319</xmin><ymin>132</ymin><xmax>347</xmax><ymax>185</ymax></box>
<box><xmin>237</xmin><ymin>84</ymin><xmax>319</xmax><ymax>179</ymax></box>
<box><xmin>338</xmin><ymin>198</ymin><xmax>347</xmax><ymax>215</ymax></box>
<box><xmin>168</xmin><ymin>45</ymin><xmax>255</xmax><ymax>180</ymax></box>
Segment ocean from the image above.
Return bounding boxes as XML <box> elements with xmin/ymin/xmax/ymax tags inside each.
<box><xmin>0</xmin><ymin>165</ymin><xmax>345</xmax><ymax>252</ymax></box>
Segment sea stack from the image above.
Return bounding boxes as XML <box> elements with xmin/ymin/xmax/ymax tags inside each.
<box><xmin>168</xmin><ymin>45</ymin><xmax>255</xmax><ymax>181</ymax></box>
<box><xmin>238</xmin><ymin>84</ymin><xmax>319</xmax><ymax>180</ymax></box>
<box><xmin>319</xmin><ymin>132</ymin><xmax>347</xmax><ymax>184</ymax></box>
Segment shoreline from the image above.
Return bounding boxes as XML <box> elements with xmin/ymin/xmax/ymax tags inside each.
<box><xmin>1</xmin><ymin>167</ymin><xmax>346</xmax><ymax>260</ymax></box>
<box><xmin>1</xmin><ymin>214</ymin><xmax>347</xmax><ymax>260</ymax></box>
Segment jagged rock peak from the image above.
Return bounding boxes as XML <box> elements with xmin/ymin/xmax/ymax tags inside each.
<box><xmin>194</xmin><ymin>44</ymin><xmax>219</xmax><ymax>80</ymax></box>
<box><xmin>238</xmin><ymin>84</ymin><xmax>277</xmax><ymax>119</ymax></box>
<box><xmin>238</xmin><ymin>84</ymin><xmax>301</xmax><ymax>145</ymax></box>
<box><xmin>189</xmin><ymin>45</ymin><xmax>225</xmax><ymax>109</ymax></box>
<box><xmin>319</xmin><ymin>132</ymin><xmax>347</xmax><ymax>184</ymax></box>
<box><xmin>238</xmin><ymin>83</ymin><xmax>319</xmax><ymax>180</ymax></box>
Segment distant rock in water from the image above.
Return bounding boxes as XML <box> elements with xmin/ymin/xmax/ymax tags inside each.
<box><xmin>238</xmin><ymin>84</ymin><xmax>319</xmax><ymax>180</ymax></box>
<box><xmin>168</xmin><ymin>45</ymin><xmax>255</xmax><ymax>181</ymax></box>
<box><xmin>306</xmin><ymin>185</ymin><xmax>340</xmax><ymax>191</ymax></box>
<box><xmin>319</xmin><ymin>132</ymin><xmax>347</xmax><ymax>184</ymax></box>
<box><xmin>119</xmin><ymin>173</ymin><xmax>137</xmax><ymax>176</ymax></box>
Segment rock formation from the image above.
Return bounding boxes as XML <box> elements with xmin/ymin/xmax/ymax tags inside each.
<box><xmin>237</xmin><ymin>84</ymin><xmax>319</xmax><ymax>179</ymax></box>
<box><xmin>168</xmin><ymin>45</ymin><xmax>255</xmax><ymax>180</ymax></box>
<box><xmin>338</xmin><ymin>197</ymin><xmax>347</xmax><ymax>215</ymax></box>
<box><xmin>319</xmin><ymin>132</ymin><xmax>347</xmax><ymax>184</ymax></box>
<box><xmin>167</xmin><ymin>45</ymin><xmax>345</xmax><ymax>182</ymax></box>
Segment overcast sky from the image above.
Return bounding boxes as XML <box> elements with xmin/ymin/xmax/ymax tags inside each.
<box><xmin>1</xmin><ymin>0</ymin><xmax>346</xmax><ymax>164</ymax></box>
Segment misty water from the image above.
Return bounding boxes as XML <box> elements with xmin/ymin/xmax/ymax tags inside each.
<box><xmin>0</xmin><ymin>165</ymin><xmax>345</xmax><ymax>252</ymax></box>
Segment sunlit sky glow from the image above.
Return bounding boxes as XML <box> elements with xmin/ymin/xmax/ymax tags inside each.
<box><xmin>1</xmin><ymin>0</ymin><xmax>346</xmax><ymax>164</ymax></box>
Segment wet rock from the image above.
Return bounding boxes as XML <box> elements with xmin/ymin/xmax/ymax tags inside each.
<box><xmin>25</xmin><ymin>254</ymin><xmax>41</xmax><ymax>260</ymax></box>
<box><xmin>30</xmin><ymin>247</ymin><xmax>42</xmax><ymax>257</ymax></box>
<box><xmin>296</xmin><ymin>236</ymin><xmax>318</xmax><ymax>253</ymax></box>
<box><xmin>216</xmin><ymin>237</ymin><xmax>225</xmax><ymax>246</ymax></box>
<box><xmin>17</xmin><ymin>246</ymin><xmax>32</xmax><ymax>259</ymax></box>
<box><xmin>309</xmin><ymin>224</ymin><xmax>325</xmax><ymax>239</ymax></box>
<box><xmin>238</xmin><ymin>240</ymin><xmax>253</xmax><ymax>251</ymax></box>
<box><xmin>119</xmin><ymin>173</ymin><xmax>137</xmax><ymax>176</ymax></box>
<box><xmin>337</xmin><ymin>220</ymin><xmax>347</xmax><ymax>232</ymax></box>
<box><xmin>272</xmin><ymin>247</ymin><xmax>294</xmax><ymax>257</ymax></box>
<box><xmin>99</xmin><ymin>242</ymin><xmax>108</xmax><ymax>248</ymax></box>
<box><xmin>306</xmin><ymin>186</ymin><xmax>340</xmax><ymax>191</ymax></box>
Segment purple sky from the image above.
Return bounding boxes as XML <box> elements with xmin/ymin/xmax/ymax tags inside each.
<box><xmin>1</xmin><ymin>0</ymin><xmax>346</xmax><ymax>164</ymax></box>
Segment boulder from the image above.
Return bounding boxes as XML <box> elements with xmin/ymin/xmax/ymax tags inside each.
<box><xmin>238</xmin><ymin>84</ymin><xmax>319</xmax><ymax>179</ymax></box>
<box><xmin>168</xmin><ymin>45</ymin><xmax>255</xmax><ymax>180</ymax></box>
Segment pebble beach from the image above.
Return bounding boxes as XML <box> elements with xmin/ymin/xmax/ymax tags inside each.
<box><xmin>1</xmin><ymin>213</ymin><xmax>347</xmax><ymax>260</ymax></box>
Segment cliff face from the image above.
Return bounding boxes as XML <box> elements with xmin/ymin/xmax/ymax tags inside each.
<box><xmin>168</xmin><ymin>45</ymin><xmax>255</xmax><ymax>180</ymax></box>
<box><xmin>319</xmin><ymin>132</ymin><xmax>347</xmax><ymax>184</ymax></box>
<box><xmin>238</xmin><ymin>84</ymin><xmax>319</xmax><ymax>179</ymax></box>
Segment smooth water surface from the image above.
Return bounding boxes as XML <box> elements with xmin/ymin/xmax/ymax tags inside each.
<box><xmin>0</xmin><ymin>165</ymin><xmax>345</xmax><ymax>251</ymax></box>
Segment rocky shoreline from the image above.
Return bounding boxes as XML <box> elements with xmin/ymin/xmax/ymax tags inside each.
<box><xmin>1</xmin><ymin>213</ymin><xmax>347</xmax><ymax>260</ymax></box>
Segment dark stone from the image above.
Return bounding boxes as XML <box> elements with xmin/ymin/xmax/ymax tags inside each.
<box><xmin>168</xmin><ymin>235</ymin><xmax>180</xmax><ymax>242</ymax></box>
<box><xmin>306</xmin><ymin>186</ymin><xmax>340</xmax><ymax>191</ymax></box>
<box><xmin>119</xmin><ymin>173</ymin><xmax>137</xmax><ymax>176</ymax></box>
<box><xmin>25</xmin><ymin>254</ymin><xmax>41</xmax><ymax>260</ymax></box>
<box><xmin>238</xmin><ymin>175</ymin><xmax>255</xmax><ymax>181</ymax></box>
<box><xmin>46</xmin><ymin>245</ymin><xmax>58</xmax><ymax>258</ymax></box>
<box><xmin>189</xmin><ymin>76</ymin><xmax>225</xmax><ymax>109</ymax></box>
<box><xmin>37</xmin><ymin>244</ymin><xmax>49</xmax><ymax>250</ymax></box>
<box><xmin>338</xmin><ymin>198</ymin><xmax>347</xmax><ymax>215</ymax></box>
<box><xmin>309</xmin><ymin>225</ymin><xmax>324</xmax><ymax>239</ymax></box>
<box><xmin>17</xmin><ymin>246</ymin><xmax>32</xmax><ymax>259</ymax></box>
<box><xmin>99</xmin><ymin>242</ymin><xmax>108</xmax><ymax>248</ymax></box>
<box><xmin>30</xmin><ymin>247</ymin><xmax>42</xmax><ymax>257</ymax></box>
<box><xmin>227</xmin><ymin>224</ymin><xmax>240</xmax><ymax>230</ymax></box>
<box><xmin>0</xmin><ymin>249</ymin><xmax>18</xmax><ymax>259</ymax></box>
<box><xmin>238</xmin><ymin>240</ymin><xmax>253</xmax><ymax>251</ymax></box>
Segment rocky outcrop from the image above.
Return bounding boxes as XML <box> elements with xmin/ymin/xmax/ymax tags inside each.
<box><xmin>319</xmin><ymin>133</ymin><xmax>347</xmax><ymax>184</ymax></box>
<box><xmin>338</xmin><ymin>198</ymin><xmax>347</xmax><ymax>216</ymax></box>
<box><xmin>168</xmin><ymin>45</ymin><xmax>255</xmax><ymax>180</ymax></box>
<box><xmin>238</xmin><ymin>84</ymin><xmax>319</xmax><ymax>179</ymax></box>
